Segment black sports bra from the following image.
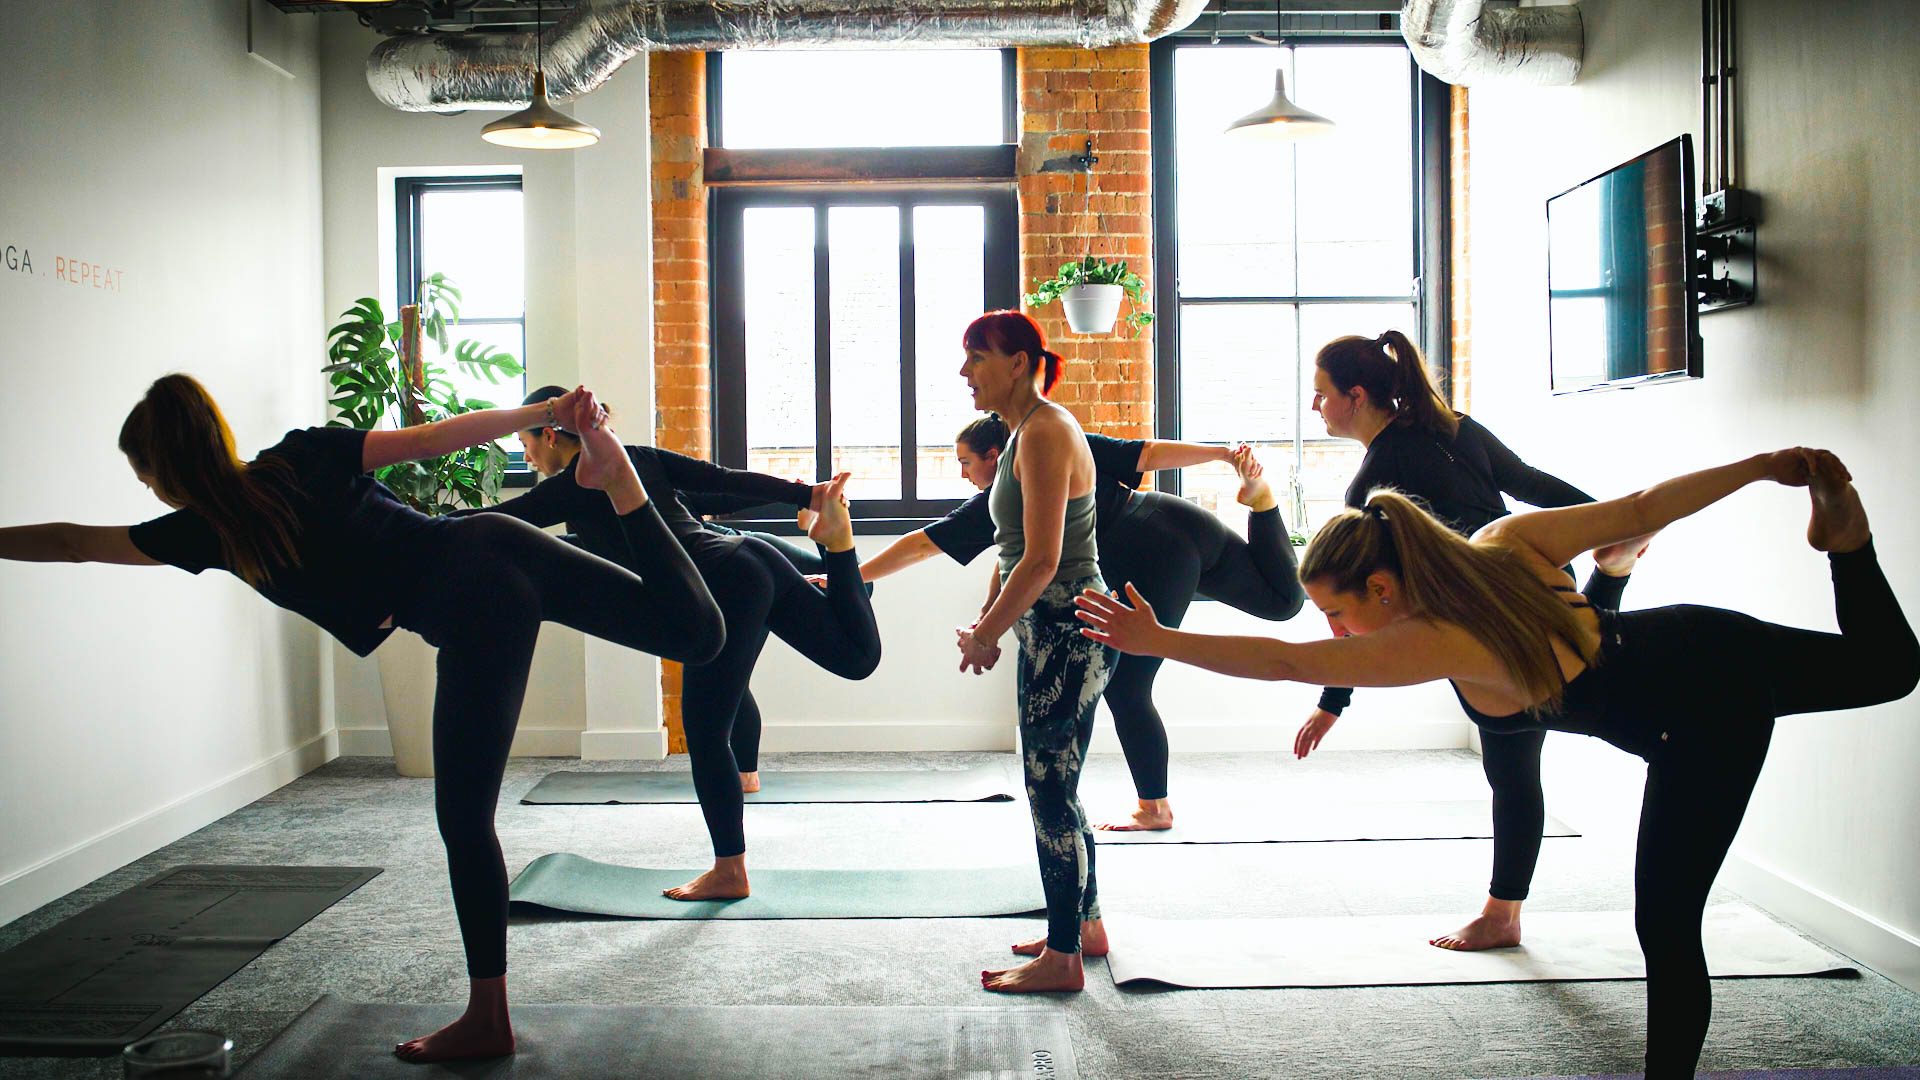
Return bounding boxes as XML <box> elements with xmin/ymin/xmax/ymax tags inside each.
<box><xmin>1450</xmin><ymin>583</ymin><xmax>1600</xmax><ymax>728</ymax></box>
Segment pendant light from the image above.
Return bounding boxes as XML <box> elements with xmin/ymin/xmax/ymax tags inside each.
<box><xmin>481</xmin><ymin>0</ymin><xmax>600</xmax><ymax>149</ymax></box>
<box><xmin>1223</xmin><ymin>7</ymin><xmax>1333</xmax><ymax>141</ymax></box>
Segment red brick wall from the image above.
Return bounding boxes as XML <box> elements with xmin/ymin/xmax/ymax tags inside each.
<box><xmin>1448</xmin><ymin>85</ymin><xmax>1472</xmax><ymax>413</ymax></box>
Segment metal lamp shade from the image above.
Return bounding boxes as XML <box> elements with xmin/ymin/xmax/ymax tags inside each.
<box><xmin>1224</xmin><ymin>71</ymin><xmax>1334</xmax><ymax>140</ymax></box>
<box><xmin>481</xmin><ymin>71</ymin><xmax>601</xmax><ymax>149</ymax></box>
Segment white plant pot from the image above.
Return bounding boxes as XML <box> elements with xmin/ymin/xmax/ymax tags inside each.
<box><xmin>374</xmin><ymin>630</ymin><xmax>438</xmax><ymax>777</ymax></box>
<box><xmin>1060</xmin><ymin>283</ymin><xmax>1125</xmax><ymax>335</ymax></box>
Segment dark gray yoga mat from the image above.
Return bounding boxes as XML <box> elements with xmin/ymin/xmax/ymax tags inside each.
<box><xmin>234</xmin><ymin>996</ymin><xmax>1079</xmax><ymax>1079</ymax></box>
<box><xmin>521</xmin><ymin>763</ymin><xmax>1018</xmax><ymax>804</ymax></box>
<box><xmin>1500</xmin><ymin>1070</ymin><xmax>1920</xmax><ymax>1079</ymax></box>
<box><xmin>508</xmin><ymin>852</ymin><xmax>1043</xmax><ymax>919</ymax></box>
<box><xmin>0</xmin><ymin>865</ymin><xmax>381</xmax><ymax>1056</ymax></box>
<box><xmin>1094</xmin><ymin>799</ymin><xmax>1578</xmax><ymax>844</ymax></box>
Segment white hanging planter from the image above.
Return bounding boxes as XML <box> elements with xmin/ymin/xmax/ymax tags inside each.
<box><xmin>374</xmin><ymin>631</ymin><xmax>438</xmax><ymax>777</ymax></box>
<box><xmin>1060</xmin><ymin>283</ymin><xmax>1125</xmax><ymax>335</ymax></box>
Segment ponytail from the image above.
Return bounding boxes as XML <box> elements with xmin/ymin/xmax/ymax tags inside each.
<box><xmin>1299</xmin><ymin>489</ymin><xmax>1596</xmax><ymax>713</ymax></box>
<box><xmin>963</xmin><ymin>310</ymin><xmax>1063</xmax><ymax>395</ymax></box>
<box><xmin>956</xmin><ymin>414</ymin><xmax>1009</xmax><ymax>456</ymax></box>
<box><xmin>1315</xmin><ymin>331</ymin><xmax>1458</xmax><ymax>440</ymax></box>
<box><xmin>119</xmin><ymin>374</ymin><xmax>302</xmax><ymax>587</ymax></box>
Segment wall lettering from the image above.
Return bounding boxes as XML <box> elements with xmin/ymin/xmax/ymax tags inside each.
<box><xmin>3</xmin><ymin>240</ymin><xmax>126</xmax><ymax>294</ymax></box>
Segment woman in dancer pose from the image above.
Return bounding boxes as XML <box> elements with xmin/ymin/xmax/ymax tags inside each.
<box><xmin>848</xmin><ymin>414</ymin><xmax>1304</xmax><ymax>834</ymax></box>
<box><xmin>1077</xmin><ymin>447</ymin><xmax>1917</xmax><ymax>1078</ymax></box>
<box><xmin>1297</xmin><ymin>329</ymin><xmax>1645</xmax><ymax>951</ymax></box>
<box><xmin>0</xmin><ymin>375</ymin><xmax>724</xmax><ymax>1063</ymax></box>
<box><xmin>459</xmin><ymin>386</ymin><xmax>879</xmax><ymax>901</ymax></box>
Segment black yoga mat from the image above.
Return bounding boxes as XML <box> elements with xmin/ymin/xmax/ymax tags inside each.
<box><xmin>521</xmin><ymin>764</ymin><xmax>1018</xmax><ymax>805</ymax></box>
<box><xmin>0</xmin><ymin>865</ymin><xmax>381</xmax><ymax>1056</ymax></box>
<box><xmin>234</xmin><ymin>996</ymin><xmax>1080</xmax><ymax>1079</ymax></box>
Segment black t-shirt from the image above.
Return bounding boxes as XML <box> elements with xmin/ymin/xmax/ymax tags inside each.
<box><xmin>923</xmin><ymin>433</ymin><xmax>1147</xmax><ymax>565</ymax></box>
<box><xmin>128</xmin><ymin>426</ymin><xmax>445</xmax><ymax>657</ymax></box>
<box><xmin>453</xmin><ymin>445</ymin><xmax>812</xmax><ymax>567</ymax></box>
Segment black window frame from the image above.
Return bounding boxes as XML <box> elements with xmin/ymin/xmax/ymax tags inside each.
<box><xmin>394</xmin><ymin>174</ymin><xmax>535</xmax><ymax>487</ymax></box>
<box><xmin>1147</xmin><ymin>34</ymin><xmax>1450</xmax><ymax>496</ymax></box>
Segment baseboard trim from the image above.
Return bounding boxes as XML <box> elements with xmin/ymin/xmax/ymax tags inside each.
<box><xmin>579</xmin><ymin>728</ymin><xmax>669</xmax><ymax>761</ymax></box>
<box><xmin>0</xmin><ymin>729</ymin><xmax>338</xmax><ymax>927</ymax></box>
<box><xmin>336</xmin><ymin>727</ymin><xmax>582</xmax><ymax>759</ymax></box>
<box><xmin>1721</xmin><ymin>851</ymin><xmax>1920</xmax><ymax>994</ymax></box>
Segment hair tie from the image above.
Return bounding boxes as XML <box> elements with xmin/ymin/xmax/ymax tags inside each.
<box><xmin>1366</xmin><ymin>503</ymin><xmax>1388</xmax><ymax>525</ymax></box>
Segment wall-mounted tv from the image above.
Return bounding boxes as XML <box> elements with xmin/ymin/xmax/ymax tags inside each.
<box><xmin>1547</xmin><ymin>135</ymin><xmax>1702</xmax><ymax>393</ymax></box>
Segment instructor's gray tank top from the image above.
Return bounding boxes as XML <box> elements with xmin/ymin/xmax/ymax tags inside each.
<box><xmin>989</xmin><ymin>414</ymin><xmax>1100</xmax><ymax>583</ymax></box>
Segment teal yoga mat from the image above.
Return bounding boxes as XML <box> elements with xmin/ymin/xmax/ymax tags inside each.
<box><xmin>508</xmin><ymin>852</ymin><xmax>1044</xmax><ymax>919</ymax></box>
<box><xmin>521</xmin><ymin>764</ymin><xmax>1018</xmax><ymax>805</ymax></box>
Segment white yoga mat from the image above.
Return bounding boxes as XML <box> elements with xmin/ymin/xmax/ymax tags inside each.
<box><xmin>1093</xmin><ymin>799</ymin><xmax>1578</xmax><ymax>845</ymax></box>
<box><xmin>1106</xmin><ymin>904</ymin><xmax>1855</xmax><ymax>988</ymax></box>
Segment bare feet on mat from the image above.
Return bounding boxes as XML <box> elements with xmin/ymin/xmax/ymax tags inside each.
<box><xmin>394</xmin><ymin>979</ymin><xmax>514</xmax><ymax>1062</ymax></box>
<box><xmin>1094</xmin><ymin>798</ymin><xmax>1172</xmax><ymax>832</ymax></box>
<box><xmin>807</xmin><ymin>472</ymin><xmax>855</xmax><ymax>553</ymax></box>
<box><xmin>982</xmin><ymin>948</ymin><xmax>1086</xmax><ymax>992</ymax></box>
<box><xmin>1430</xmin><ymin>899</ymin><xmax>1522</xmax><ymax>951</ymax></box>
<box><xmin>1806</xmin><ymin>449</ymin><xmax>1869</xmax><ymax>553</ymax></box>
<box><xmin>1231</xmin><ymin>445</ymin><xmax>1278</xmax><ymax>512</ymax></box>
<box><xmin>740</xmin><ymin>771</ymin><xmax>761</xmax><ymax>793</ymax></box>
<box><xmin>1011</xmin><ymin>918</ymin><xmax>1108</xmax><ymax>957</ymax></box>
<box><xmin>664</xmin><ymin>857</ymin><xmax>750</xmax><ymax>901</ymax></box>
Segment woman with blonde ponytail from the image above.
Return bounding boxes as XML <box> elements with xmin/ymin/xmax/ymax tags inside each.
<box><xmin>0</xmin><ymin>375</ymin><xmax>726</xmax><ymax>1064</ymax></box>
<box><xmin>1077</xmin><ymin>449</ymin><xmax>1918</xmax><ymax>1079</ymax></box>
<box><xmin>1305</xmin><ymin>328</ymin><xmax>1643</xmax><ymax>953</ymax></box>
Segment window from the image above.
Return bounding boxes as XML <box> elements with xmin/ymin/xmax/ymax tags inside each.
<box><xmin>1150</xmin><ymin>36</ymin><xmax>1446</xmax><ymax>539</ymax></box>
<box><xmin>710</xmin><ymin>51</ymin><xmax>1019</xmax><ymax>526</ymax></box>
<box><xmin>395</xmin><ymin>176</ymin><xmax>529</xmax><ymax>478</ymax></box>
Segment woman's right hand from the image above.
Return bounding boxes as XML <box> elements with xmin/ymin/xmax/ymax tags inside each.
<box><xmin>1759</xmin><ymin>447</ymin><xmax>1833</xmax><ymax>488</ymax></box>
<box><xmin>1294</xmin><ymin>709</ymin><xmax>1338</xmax><ymax>759</ymax></box>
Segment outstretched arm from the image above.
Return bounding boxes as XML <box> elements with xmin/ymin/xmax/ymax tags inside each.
<box><xmin>362</xmin><ymin>391</ymin><xmax>581</xmax><ymax>472</ymax></box>
<box><xmin>0</xmin><ymin>524</ymin><xmax>160</xmax><ymax>566</ymax></box>
<box><xmin>1473</xmin><ymin>419</ymin><xmax>1595</xmax><ymax>508</ymax></box>
<box><xmin>859</xmin><ymin>530</ymin><xmax>943</xmax><ymax>583</ymax></box>
<box><xmin>1137</xmin><ymin>439</ymin><xmax>1235</xmax><ymax>473</ymax></box>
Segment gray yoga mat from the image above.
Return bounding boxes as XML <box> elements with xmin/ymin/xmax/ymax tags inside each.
<box><xmin>508</xmin><ymin>852</ymin><xmax>1044</xmax><ymax>919</ymax></box>
<box><xmin>0</xmin><ymin>865</ymin><xmax>381</xmax><ymax>1056</ymax></box>
<box><xmin>234</xmin><ymin>996</ymin><xmax>1079</xmax><ymax>1079</ymax></box>
<box><xmin>1502</xmin><ymin>1070</ymin><xmax>1920</xmax><ymax>1079</ymax></box>
<box><xmin>1094</xmin><ymin>798</ymin><xmax>1579</xmax><ymax>845</ymax></box>
<box><xmin>1106</xmin><ymin>904</ymin><xmax>1855</xmax><ymax>988</ymax></box>
<box><xmin>521</xmin><ymin>763</ymin><xmax>1018</xmax><ymax>804</ymax></box>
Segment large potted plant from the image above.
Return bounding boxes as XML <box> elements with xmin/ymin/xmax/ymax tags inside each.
<box><xmin>323</xmin><ymin>273</ymin><xmax>523</xmax><ymax>776</ymax></box>
<box><xmin>1024</xmin><ymin>255</ymin><xmax>1154</xmax><ymax>337</ymax></box>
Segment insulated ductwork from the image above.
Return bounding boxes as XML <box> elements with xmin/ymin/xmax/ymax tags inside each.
<box><xmin>1400</xmin><ymin>0</ymin><xmax>1583</xmax><ymax>87</ymax></box>
<box><xmin>369</xmin><ymin>0</ymin><xmax>1208</xmax><ymax>113</ymax></box>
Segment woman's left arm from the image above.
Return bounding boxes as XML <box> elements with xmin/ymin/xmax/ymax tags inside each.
<box><xmin>362</xmin><ymin>399</ymin><xmax>566</xmax><ymax>472</ymax></box>
<box><xmin>0</xmin><ymin>524</ymin><xmax>160</xmax><ymax>566</ymax></box>
<box><xmin>1136</xmin><ymin>439</ymin><xmax>1234</xmax><ymax>473</ymax></box>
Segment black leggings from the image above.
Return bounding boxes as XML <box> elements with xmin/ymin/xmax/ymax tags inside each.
<box><xmin>682</xmin><ymin>536</ymin><xmax>881</xmax><ymax>856</ymax></box>
<box><xmin>1096</xmin><ymin>494</ymin><xmax>1306</xmax><ymax>799</ymax></box>
<box><xmin>399</xmin><ymin>506</ymin><xmax>724</xmax><ymax>979</ymax></box>
<box><xmin>1579</xmin><ymin>545</ymin><xmax>1917</xmax><ymax>1077</ymax></box>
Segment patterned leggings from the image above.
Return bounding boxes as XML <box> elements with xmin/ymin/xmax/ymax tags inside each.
<box><xmin>1014</xmin><ymin>575</ymin><xmax>1118</xmax><ymax>954</ymax></box>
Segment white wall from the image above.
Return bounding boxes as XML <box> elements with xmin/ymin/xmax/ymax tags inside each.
<box><xmin>1462</xmin><ymin>0</ymin><xmax>1920</xmax><ymax>987</ymax></box>
<box><xmin>0</xmin><ymin>0</ymin><xmax>328</xmax><ymax>924</ymax></box>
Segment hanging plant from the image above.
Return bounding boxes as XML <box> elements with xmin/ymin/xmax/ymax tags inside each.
<box><xmin>1024</xmin><ymin>255</ymin><xmax>1154</xmax><ymax>338</ymax></box>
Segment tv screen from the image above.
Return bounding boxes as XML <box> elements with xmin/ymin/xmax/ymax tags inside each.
<box><xmin>1546</xmin><ymin>135</ymin><xmax>1701</xmax><ymax>393</ymax></box>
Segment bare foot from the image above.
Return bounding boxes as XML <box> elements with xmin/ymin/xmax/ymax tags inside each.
<box><xmin>982</xmin><ymin>948</ymin><xmax>1085</xmax><ymax>993</ymax></box>
<box><xmin>1430</xmin><ymin>910</ymin><xmax>1521</xmax><ymax>951</ymax></box>
<box><xmin>1094</xmin><ymin>799</ymin><xmax>1173</xmax><ymax>832</ymax></box>
<box><xmin>808</xmin><ymin>472</ymin><xmax>855</xmax><ymax>552</ymax></box>
<box><xmin>740</xmin><ymin>771</ymin><xmax>761</xmax><ymax>793</ymax></box>
<box><xmin>663</xmin><ymin>857</ymin><xmax>750</xmax><ymax>901</ymax></box>
<box><xmin>1012</xmin><ymin>918</ymin><xmax>1108</xmax><ymax>957</ymax></box>
<box><xmin>1806</xmin><ymin>449</ymin><xmax>1870</xmax><ymax>553</ymax></box>
<box><xmin>1231</xmin><ymin>445</ymin><xmax>1278</xmax><ymax>512</ymax></box>
<box><xmin>394</xmin><ymin>978</ymin><xmax>514</xmax><ymax>1063</ymax></box>
<box><xmin>568</xmin><ymin>389</ymin><xmax>645</xmax><ymax>506</ymax></box>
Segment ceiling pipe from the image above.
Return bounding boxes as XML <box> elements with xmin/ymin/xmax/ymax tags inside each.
<box><xmin>1400</xmin><ymin>0</ymin><xmax>1583</xmax><ymax>87</ymax></box>
<box><xmin>368</xmin><ymin>0</ymin><xmax>1209</xmax><ymax>113</ymax></box>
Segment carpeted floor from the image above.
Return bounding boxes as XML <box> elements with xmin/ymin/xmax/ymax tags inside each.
<box><xmin>3</xmin><ymin>749</ymin><xmax>1917</xmax><ymax>1079</ymax></box>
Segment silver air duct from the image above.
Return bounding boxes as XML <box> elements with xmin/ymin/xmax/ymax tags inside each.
<box><xmin>369</xmin><ymin>0</ymin><xmax>1208</xmax><ymax>113</ymax></box>
<box><xmin>1400</xmin><ymin>0</ymin><xmax>1583</xmax><ymax>87</ymax></box>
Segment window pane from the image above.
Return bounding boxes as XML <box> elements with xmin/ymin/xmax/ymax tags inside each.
<box><xmin>745</xmin><ymin>207</ymin><xmax>817</xmax><ymax>479</ymax></box>
<box><xmin>1179</xmin><ymin>303</ymin><xmax>1297</xmax><ymax>444</ymax></box>
<box><xmin>914</xmin><ymin>205</ymin><xmax>988</xmax><ymax>500</ymax></box>
<box><xmin>418</xmin><ymin>188</ymin><xmax>524</xmax><ymax>318</ymax></box>
<box><xmin>829</xmin><ymin>206</ymin><xmax>902</xmax><ymax>501</ymax></box>
<box><xmin>1297</xmin><ymin>303</ymin><xmax>1413</xmax><ymax>533</ymax></box>
<box><xmin>1293</xmin><ymin>47</ymin><xmax>1414</xmax><ymax>297</ymax></box>
<box><xmin>1175</xmin><ymin>45</ymin><xmax>1298</xmax><ymax>298</ymax></box>
<box><xmin>722</xmin><ymin>50</ymin><xmax>1003</xmax><ymax>149</ymax></box>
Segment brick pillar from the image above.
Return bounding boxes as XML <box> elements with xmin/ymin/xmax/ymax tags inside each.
<box><xmin>1447</xmin><ymin>85</ymin><xmax>1471</xmax><ymax>413</ymax></box>
<box><xmin>1017</xmin><ymin>47</ymin><xmax>1154</xmax><ymax>442</ymax></box>
<box><xmin>650</xmin><ymin>52</ymin><xmax>710</xmax><ymax>755</ymax></box>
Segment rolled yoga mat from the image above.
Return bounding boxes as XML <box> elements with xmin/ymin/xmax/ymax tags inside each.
<box><xmin>0</xmin><ymin>865</ymin><xmax>382</xmax><ymax>1056</ymax></box>
<box><xmin>508</xmin><ymin>852</ymin><xmax>1044</xmax><ymax>919</ymax></box>
<box><xmin>520</xmin><ymin>763</ymin><xmax>1018</xmax><ymax>805</ymax></box>
<box><xmin>234</xmin><ymin>996</ymin><xmax>1080</xmax><ymax>1079</ymax></box>
<box><xmin>1094</xmin><ymin>799</ymin><xmax>1578</xmax><ymax>845</ymax></box>
<box><xmin>1105</xmin><ymin>904</ymin><xmax>1855</xmax><ymax>989</ymax></box>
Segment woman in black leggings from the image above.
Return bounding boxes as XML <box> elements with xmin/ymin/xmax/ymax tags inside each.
<box><xmin>461</xmin><ymin>387</ymin><xmax>880</xmax><ymax>902</ymax></box>
<box><xmin>1079</xmin><ymin>447</ymin><xmax>1918</xmax><ymax>1079</ymax></box>
<box><xmin>1297</xmin><ymin>329</ymin><xmax>1645</xmax><ymax>951</ymax></box>
<box><xmin>0</xmin><ymin>377</ymin><xmax>723</xmax><ymax>1063</ymax></box>
<box><xmin>848</xmin><ymin>414</ymin><xmax>1305</xmax><ymax>831</ymax></box>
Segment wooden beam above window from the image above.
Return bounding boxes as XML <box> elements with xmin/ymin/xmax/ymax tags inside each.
<box><xmin>703</xmin><ymin>146</ymin><xmax>1018</xmax><ymax>187</ymax></box>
